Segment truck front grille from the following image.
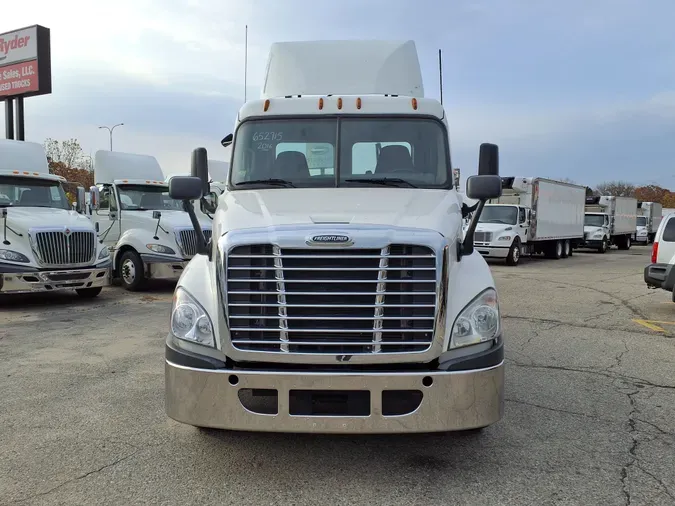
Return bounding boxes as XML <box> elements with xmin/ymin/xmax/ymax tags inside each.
<box><xmin>474</xmin><ymin>231</ymin><xmax>492</xmax><ymax>243</ymax></box>
<box><xmin>225</xmin><ymin>244</ymin><xmax>438</xmax><ymax>354</ymax></box>
<box><xmin>176</xmin><ymin>228</ymin><xmax>212</xmax><ymax>257</ymax></box>
<box><xmin>33</xmin><ymin>230</ymin><xmax>96</xmax><ymax>267</ymax></box>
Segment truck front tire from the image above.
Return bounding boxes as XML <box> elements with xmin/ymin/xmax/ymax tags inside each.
<box><xmin>119</xmin><ymin>250</ymin><xmax>146</xmax><ymax>291</ymax></box>
<box><xmin>599</xmin><ymin>237</ymin><xmax>608</xmax><ymax>254</ymax></box>
<box><xmin>505</xmin><ymin>239</ymin><xmax>521</xmax><ymax>266</ymax></box>
<box><xmin>75</xmin><ymin>287</ymin><xmax>103</xmax><ymax>298</ymax></box>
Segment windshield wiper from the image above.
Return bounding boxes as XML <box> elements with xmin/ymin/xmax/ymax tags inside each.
<box><xmin>344</xmin><ymin>177</ymin><xmax>417</xmax><ymax>188</ymax></box>
<box><xmin>235</xmin><ymin>179</ymin><xmax>296</xmax><ymax>188</ymax></box>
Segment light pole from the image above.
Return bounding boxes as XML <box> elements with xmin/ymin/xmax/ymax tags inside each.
<box><xmin>98</xmin><ymin>123</ymin><xmax>124</xmax><ymax>151</ymax></box>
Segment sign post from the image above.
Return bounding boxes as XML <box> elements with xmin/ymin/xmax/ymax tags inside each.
<box><xmin>0</xmin><ymin>25</ymin><xmax>52</xmax><ymax>140</ymax></box>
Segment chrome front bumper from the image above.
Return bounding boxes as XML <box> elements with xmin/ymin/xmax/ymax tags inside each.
<box><xmin>141</xmin><ymin>254</ymin><xmax>189</xmax><ymax>281</ymax></box>
<box><xmin>165</xmin><ymin>359</ymin><xmax>505</xmax><ymax>434</ymax></box>
<box><xmin>0</xmin><ymin>265</ymin><xmax>111</xmax><ymax>294</ymax></box>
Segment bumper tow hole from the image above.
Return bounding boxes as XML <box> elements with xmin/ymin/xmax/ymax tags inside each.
<box><xmin>228</xmin><ymin>374</ymin><xmax>239</xmax><ymax>386</ymax></box>
<box><xmin>422</xmin><ymin>376</ymin><xmax>433</xmax><ymax>387</ymax></box>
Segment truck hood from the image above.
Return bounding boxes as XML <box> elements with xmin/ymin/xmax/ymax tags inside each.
<box><xmin>584</xmin><ymin>226</ymin><xmax>604</xmax><ymax>234</ymax></box>
<box><xmin>474</xmin><ymin>222</ymin><xmax>516</xmax><ymax>235</ymax></box>
<box><xmin>2</xmin><ymin>207</ymin><xmax>95</xmax><ymax>231</ymax></box>
<box><xmin>215</xmin><ymin>188</ymin><xmax>462</xmax><ymax>234</ymax></box>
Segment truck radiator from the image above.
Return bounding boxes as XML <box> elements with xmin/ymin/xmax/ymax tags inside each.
<box><xmin>225</xmin><ymin>244</ymin><xmax>438</xmax><ymax>354</ymax></box>
<box><xmin>32</xmin><ymin>230</ymin><xmax>96</xmax><ymax>267</ymax></box>
<box><xmin>176</xmin><ymin>228</ymin><xmax>213</xmax><ymax>258</ymax></box>
<box><xmin>474</xmin><ymin>231</ymin><xmax>492</xmax><ymax>243</ymax></box>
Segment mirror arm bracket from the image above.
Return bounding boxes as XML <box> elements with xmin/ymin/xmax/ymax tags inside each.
<box><xmin>459</xmin><ymin>200</ymin><xmax>486</xmax><ymax>259</ymax></box>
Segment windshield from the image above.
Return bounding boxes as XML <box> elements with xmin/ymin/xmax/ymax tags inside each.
<box><xmin>0</xmin><ymin>176</ymin><xmax>71</xmax><ymax>210</ymax></box>
<box><xmin>636</xmin><ymin>217</ymin><xmax>647</xmax><ymax>227</ymax></box>
<box><xmin>585</xmin><ymin>214</ymin><xmax>605</xmax><ymax>227</ymax></box>
<box><xmin>478</xmin><ymin>206</ymin><xmax>518</xmax><ymax>225</ymax></box>
<box><xmin>229</xmin><ymin>117</ymin><xmax>450</xmax><ymax>189</ymax></box>
<box><xmin>117</xmin><ymin>184</ymin><xmax>183</xmax><ymax>211</ymax></box>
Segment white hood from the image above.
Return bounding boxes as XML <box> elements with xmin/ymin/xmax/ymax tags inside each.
<box><xmin>3</xmin><ymin>207</ymin><xmax>96</xmax><ymax>232</ymax></box>
<box><xmin>584</xmin><ymin>226</ymin><xmax>604</xmax><ymax>234</ymax></box>
<box><xmin>214</xmin><ymin>188</ymin><xmax>462</xmax><ymax>236</ymax></box>
<box><xmin>122</xmin><ymin>209</ymin><xmax>211</xmax><ymax>230</ymax></box>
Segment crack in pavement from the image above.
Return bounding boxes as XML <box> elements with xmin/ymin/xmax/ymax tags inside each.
<box><xmin>13</xmin><ymin>449</ymin><xmax>141</xmax><ymax>503</ymax></box>
<box><xmin>502</xmin><ymin>314</ymin><xmax>666</xmax><ymax>337</ymax></box>
<box><xmin>505</xmin><ymin>397</ymin><xmax>615</xmax><ymax>423</ymax></box>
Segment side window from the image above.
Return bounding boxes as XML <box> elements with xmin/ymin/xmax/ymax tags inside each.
<box><xmin>49</xmin><ymin>186</ymin><xmax>61</xmax><ymax>202</ymax></box>
<box><xmin>98</xmin><ymin>185</ymin><xmax>117</xmax><ymax>212</ymax></box>
<box><xmin>351</xmin><ymin>142</ymin><xmax>411</xmax><ymax>175</ymax></box>
<box><xmin>519</xmin><ymin>208</ymin><xmax>526</xmax><ymax>223</ymax></box>
<box><xmin>662</xmin><ymin>218</ymin><xmax>675</xmax><ymax>242</ymax></box>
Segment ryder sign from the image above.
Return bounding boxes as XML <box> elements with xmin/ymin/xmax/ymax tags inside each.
<box><xmin>0</xmin><ymin>25</ymin><xmax>51</xmax><ymax>100</ymax></box>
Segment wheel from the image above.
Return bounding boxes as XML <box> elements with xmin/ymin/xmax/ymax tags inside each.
<box><xmin>561</xmin><ymin>240</ymin><xmax>570</xmax><ymax>258</ymax></box>
<box><xmin>75</xmin><ymin>287</ymin><xmax>103</xmax><ymax>298</ymax></box>
<box><xmin>552</xmin><ymin>240</ymin><xmax>563</xmax><ymax>259</ymax></box>
<box><xmin>599</xmin><ymin>237</ymin><xmax>608</xmax><ymax>254</ymax></box>
<box><xmin>625</xmin><ymin>236</ymin><xmax>631</xmax><ymax>250</ymax></box>
<box><xmin>568</xmin><ymin>242</ymin><xmax>574</xmax><ymax>256</ymax></box>
<box><xmin>505</xmin><ymin>239</ymin><xmax>521</xmax><ymax>266</ymax></box>
<box><xmin>118</xmin><ymin>250</ymin><xmax>146</xmax><ymax>291</ymax></box>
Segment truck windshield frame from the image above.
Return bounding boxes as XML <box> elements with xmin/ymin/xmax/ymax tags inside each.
<box><xmin>479</xmin><ymin>205</ymin><xmax>519</xmax><ymax>225</ymax></box>
<box><xmin>0</xmin><ymin>176</ymin><xmax>71</xmax><ymax>210</ymax></box>
<box><xmin>117</xmin><ymin>184</ymin><xmax>184</xmax><ymax>211</ymax></box>
<box><xmin>227</xmin><ymin>114</ymin><xmax>452</xmax><ymax>190</ymax></box>
<box><xmin>584</xmin><ymin>214</ymin><xmax>606</xmax><ymax>227</ymax></box>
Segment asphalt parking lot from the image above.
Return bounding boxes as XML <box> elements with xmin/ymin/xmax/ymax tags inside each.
<box><xmin>1</xmin><ymin>246</ymin><xmax>674</xmax><ymax>506</ymax></box>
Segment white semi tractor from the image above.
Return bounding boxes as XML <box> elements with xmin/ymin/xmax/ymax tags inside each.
<box><xmin>163</xmin><ymin>39</ymin><xmax>506</xmax><ymax>434</ymax></box>
<box><xmin>0</xmin><ymin>139</ymin><xmax>111</xmax><ymax>297</ymax></box>
<box><xmin>472</xmin><ymin>177</ymin><xmax>586</xmax><ymax>266</ymax></box>
<box><xmin>88</xmin><ymin>150</ymin><xmax>212</xmax><ymax>291</ymax></box>
<box><xmin>581</xmin><ymin>195</ymin><xmax>637</xmax><ymax>253</ymax></box>
<box><xmin>634</xmin><ymin>201</ymin><xmax>662</xmax><ymax>244</ymax></box>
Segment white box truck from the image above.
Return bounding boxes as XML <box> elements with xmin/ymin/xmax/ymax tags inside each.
<box><xmin>582</xmin><ymin>195</ymin><xmax>637</xmax><ymax>252</ymax></box>
<box><xmin>634</xmin><ymin>201</ymin><xmax>662</xmax><ymax>244</ymax></box>
<box><xmin>0</xmin><ymin>139</ymin><xmax>111</xmax><ymax>297</ymax></box>
<box><xmin>472</xmin><ymin>177</ymin><xmax>586</xmax><ymax>266</ymax></box>
<box><xmin>88</xmin><ymin>150</ymin><xmax>212</xmax><ymax>291</ymax></box>
<box><xmin>163</xmin><ymin>39</ymin><xmax>506</xmax><ymax>434</ymax></box>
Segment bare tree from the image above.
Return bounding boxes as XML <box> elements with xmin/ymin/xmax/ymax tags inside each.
<box><xmin>594</xmin><ymin>180</ymin><xmax>636</xmax><ymax>197</ymax></box>
<box><xmin>43</xmin><ymin>138</ymin><xmax>90</xmax><ymax>171</ymax></box>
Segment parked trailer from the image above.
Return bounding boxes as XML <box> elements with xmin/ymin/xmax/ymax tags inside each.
<box><xmin>581</xmin><ymin>196</ymin><xmax>637</xmax><ymax>253</ymax></box>
<box><xmin>634</xmin><ymin>201</ymin><xmax>662</xmax><ymax>244</ymax></box>
<box><xmin>473</xmin><ymin>177</ymin><xmax>586</xmax><ymax>266</ymax></box>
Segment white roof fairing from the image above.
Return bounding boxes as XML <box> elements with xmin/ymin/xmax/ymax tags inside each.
<box><xmin>261</xmin><ymin>40</ymin><xmax>425</xmax><ymax>98</ymax></box>
<box><xmin>0</xmin><ymin>139</ymin><xmax>50</xmax><ymax>174</ymax></box>
<box><xmin>94</xmin><ymin>150</ymin><xmax>164</xmax><ymax>185</ymax></box>
<box><xmin>208</xmin><ymin>159</ymin><xmax>229</xmax><ymax>182</ymax></box>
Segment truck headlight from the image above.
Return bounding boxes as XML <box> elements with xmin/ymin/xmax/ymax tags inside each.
<box><xmin>449</xmin><ymin>288</ymin><xmax>500</xmax><ymax>349</ymax></box>
<box><xmin>0</xmin><ymin>249</ymin><xmax>30</xmax><ymax>263</ymax></box>
<box><xmin>593</xmin><ymin>233</ymin><xmax>603</xmax><ymax>238</ymax></box>
<box><xmin>147</xmin><ymin>244</ymin><xmax>176</xmax><ymax>255</ymax></box>
<box><xmin>98</xmin><ymin>247</ymin><xmax>110</xmax><ymax>260</ymax></box>
<box><xmin>170</xmin><ymin>287</ymin><xmax>214</xmax><ymax>347</ymax></box>
<box><xmin>497</xmin><ymin>235</ymin><xmax>512</xmax><ymax>241</ymax></box>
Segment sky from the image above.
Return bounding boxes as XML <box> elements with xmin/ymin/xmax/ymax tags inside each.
<box><xmin>2</xmin><ymin>0</ymin><xmax>675</xmax><ymax>188</ymax></box>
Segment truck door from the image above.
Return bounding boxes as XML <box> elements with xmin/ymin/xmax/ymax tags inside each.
<box><xmin>95</xmin><ymin>184</ymin><xmax>121</xmax><ymax>251</ymax></box>
<box><xmin>519</xmin><ymin>207</ymin><xmax>529</xmax><ymax>242</ymax></box>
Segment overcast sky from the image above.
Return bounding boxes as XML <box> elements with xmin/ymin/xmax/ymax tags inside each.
<box><xmin>2</xmin><ymin>0</ymin><xmax>675</xmax><ymax>188</ymax></box>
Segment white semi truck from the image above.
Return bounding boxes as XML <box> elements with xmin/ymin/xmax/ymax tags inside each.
<box><xmin>0</xmin><ymin>139</ymin><xmax>111</xmax><ymax>297</ymax></box>
<box><xmin>472</xmin><ymin>177</ymin><xmax>586</xmax><ymax>266</ymax></box>
<box><xmin>634</xmin><ymin>201</ymin><xmax>662</xmax><ymax>244</ymax></box>
<box><xmin>88</xmin><ymin>150</ymin><xmax>212</xmax><ymax>291</ymax></box>
<box><xmin>581</xmin><ymin>195</ymin><xmax>637</xmax><ymax>253</ymax></box>
<box><xmin>163</xmin><ymin>39</ymin><xmax>506</xmax><ymax>434</ymax></box>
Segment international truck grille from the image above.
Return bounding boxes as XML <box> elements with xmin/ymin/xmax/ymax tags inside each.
<box><xmin>176</xmin><ymin>229</ymin><xmax>212</xmax><ymax>258</ymax></box>
<box><xmin>33</xmin><ymin>230</ymin><xmax>96</xmax><ymax>267</ymax></box>
<box><xmin>474</xmin><ymin>231</ymin><xmax>492</xmax><ymax>243</ymax></box>
<box><xmin>225</xmin><ymin>244</ymin><xmax>438</xmax><ymax>354</ymax></box>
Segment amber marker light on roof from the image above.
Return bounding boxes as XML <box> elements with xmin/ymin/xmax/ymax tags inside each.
<box><xmin>264</xmin><ymin>99</ymin><xmax>270</xmax><ymax>112</ymax></box>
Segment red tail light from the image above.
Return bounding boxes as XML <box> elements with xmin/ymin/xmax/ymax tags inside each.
<box><xmin>651</xmin><ymin>241</ymin><xmax>659</xmax><ymax>264</ymax></box>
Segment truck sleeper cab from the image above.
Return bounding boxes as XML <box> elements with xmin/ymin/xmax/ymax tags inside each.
<box><xmin>164</xmin><ymin>39</ymin><xmax>505</xmax><ymax>434</ymax></box>
<box><xmin>0</xmin><ymin>140</ymin><xmax>111</xmax><ymax>296</ymax></box>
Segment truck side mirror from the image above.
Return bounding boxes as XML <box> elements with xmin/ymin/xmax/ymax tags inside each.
<box><xmin>201</xmin><ymin>191</ymin><xmax>219</xmax><ymax>216</ymax></box>
<box><xmin>169</xmin><ymin>176</ymin><xmax>203</xmax><ymax>200</ymax></box>
<box><xmin>221</xmin><ymin>133</ymin><xmax>233</xmax><ymax>148</ymax></box>
<box><xmin>89</xmin><ymin>186</ymin><xmax>100</xmax><ymax>211</ymax></box>
<box><xmin>477</xmin><ymin>143</ymin><xmax>499</xmax><ymax>176</ymax></box>
<box><xmin>191</xmin><ymin>147</ymin><xmax>210</xmax><ymax>197</ymax></box>
<box><xmin>466</xmin><ymin>175</ymin><xmax>502</xmax><ymax>201</ymax></box>
<box><xmin>76</xmin><ymin>187</ymin><xmax>86</xmax><ymax>214</ymax></box>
